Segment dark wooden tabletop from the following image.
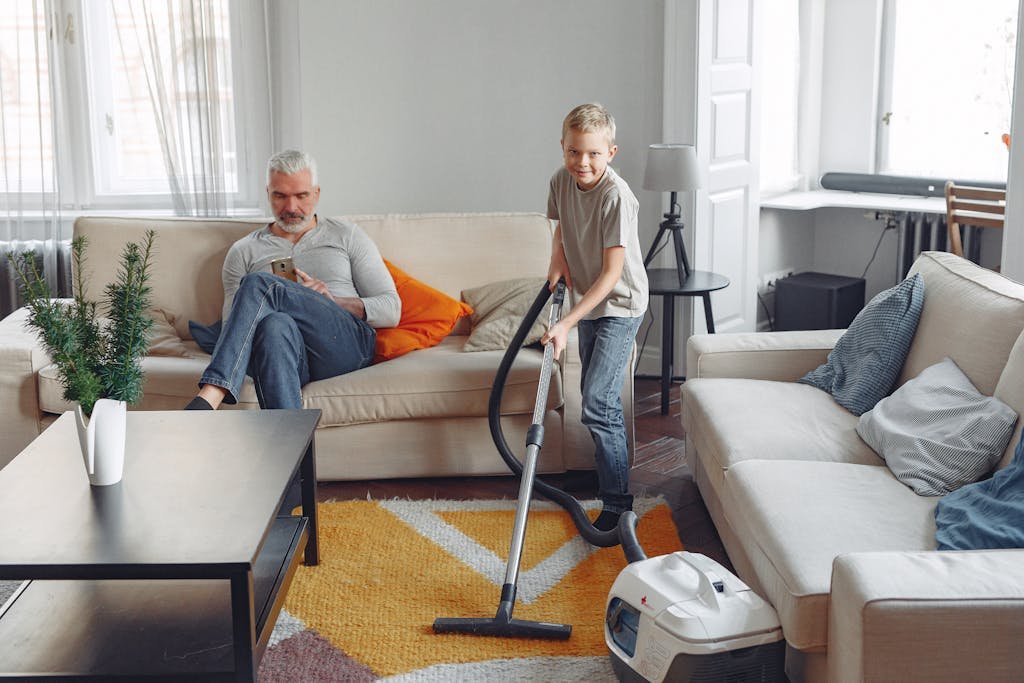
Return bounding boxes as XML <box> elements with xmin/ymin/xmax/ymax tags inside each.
<box><xmin>647</xmin><ymin>268</ymin><xmax>731</xmax><ymax>295</ymax></box>
<box><xmin>0</xmin><ymin>409</ymin><xmax>320</xmax><ymax>579</ymax></box>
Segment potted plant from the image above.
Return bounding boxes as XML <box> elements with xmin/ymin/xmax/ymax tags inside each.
<box><xmin>9</xmin><ymin>231</ymin><xmax>156</xmax><ymax>485</ymax></box>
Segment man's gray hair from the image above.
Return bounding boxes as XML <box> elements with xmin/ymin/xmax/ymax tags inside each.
<box><xmin>267</xmin><ymin>149</ymin><xmax>318</xmax><ymax>186</ymax></box>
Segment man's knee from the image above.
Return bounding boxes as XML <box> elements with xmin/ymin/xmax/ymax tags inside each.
<box><xmin>239</xmin><ymin>270</ymin><xmax>277</xmax><ymax>292</ymax></box>
<box><xmin>253</xmin><ymin>312</ymin><xmax>301</xmax><ymax>351</ymax></box>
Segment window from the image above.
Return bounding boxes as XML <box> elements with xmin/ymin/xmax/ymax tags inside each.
<box><xmin>83</xmin><ymin>1</ymin><xmax>239</xmax><ymax>197</ymax></box>
<box><xmin>878</xmin><ymin>0</ymin><xmax>1018</xmax><ymax>182</ymax></box>
<box><xmin>0</xmin><ymin>1</ymin><xmax>55</xmax><ymax>196</ymax></box>
<box><xmin>0</xmin><ymin>0</ymin><xmax>267</xmax><ymax>213</ymax></box>
<box><xmin>758</xmin><ymin>0</ymin><xmax>801</xmax><ymax>196</ymax></box>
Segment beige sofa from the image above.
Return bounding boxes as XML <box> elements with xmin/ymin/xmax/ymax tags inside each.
<box><xmin>682</xmin><ymin>251</ymin><xmax>1024</xmax><ymax>682</ymax></box>
<box><xmin>0</xmin><ymin>213</ymin><xmax>634</xmax><ymax>479</ymax></box>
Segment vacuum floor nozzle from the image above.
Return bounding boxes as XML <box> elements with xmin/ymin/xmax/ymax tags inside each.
<box><xmin>432</xmin><ymin>616</ymin><xmax>572</xmax><ymax>640</ymax></box>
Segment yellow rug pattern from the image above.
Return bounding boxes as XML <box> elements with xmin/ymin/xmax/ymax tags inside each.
<box><xmin>275</xmin><ymin>497</ymin><xmax>682</xmax><ymax>680</ymax></box>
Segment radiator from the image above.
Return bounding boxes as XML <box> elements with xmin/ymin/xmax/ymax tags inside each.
<box><xmin>895</xmin><ymin>212</ymin><xmax>982</xmax><ymax>280</ymax></box>
<box><xmin>0</xmin><ymin>240</ymin><xmax>73</xmax><ymax>320</ymax></box>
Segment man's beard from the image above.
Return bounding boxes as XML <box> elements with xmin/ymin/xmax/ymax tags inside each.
<box><xmin>274</xmin><ymin>212</ymin><xmax>315</xmax><ymax>234</ymax></box>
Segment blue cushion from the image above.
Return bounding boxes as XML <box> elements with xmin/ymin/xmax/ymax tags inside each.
<box><xmin>799</xmin><ymin>273</ymin><xmax>924</xmax><ymax>416</ymax></box>
<box><xmin>935</xmin><ymin>434</ymin><xmax>1024</xmax><ymax>550</ymax></box>
<box><xmin>188</xmin><ymin>319</ymin><xmax>222</xmax><ymax>355</ymax></box>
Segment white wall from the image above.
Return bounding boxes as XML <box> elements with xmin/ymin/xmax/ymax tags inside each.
<box><xmin>293</xmin><ymin>1</ymin><xmax>664</xmax><ymax>234</ymax></box>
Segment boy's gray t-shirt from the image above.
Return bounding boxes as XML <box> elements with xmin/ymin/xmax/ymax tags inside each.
<box><xmin>220</xmin><ymin>216</ymin><xmax>401</xmax><ymax>328</ymax></box>
<box><xmin>546</xmin><ymin>165</ymin><xmax>648</xmax><ymax>319</ymax></box>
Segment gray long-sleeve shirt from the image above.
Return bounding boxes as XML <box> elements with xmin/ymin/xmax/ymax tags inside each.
<box><xmin>220</xmin><ymin>216</ymin><xmax>401</xmax><ymax>328</ymax></box>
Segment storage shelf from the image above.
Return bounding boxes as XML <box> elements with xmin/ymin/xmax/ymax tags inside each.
<box><xmin>0</xmin><ymin>516</ymin><xmax>308</xmax><ymax>680</ymax></box>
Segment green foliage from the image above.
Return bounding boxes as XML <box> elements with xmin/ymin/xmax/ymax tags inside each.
<box><xmin>8</xmin><ymin>231</ymin><xmax>156</xmax><ymax>416</ymax></box>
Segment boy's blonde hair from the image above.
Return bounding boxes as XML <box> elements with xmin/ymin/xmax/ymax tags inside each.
<box><xmin>561</xmin><ymin>103</ymin><xmax>616</xmax><ymax>146</ymax></box>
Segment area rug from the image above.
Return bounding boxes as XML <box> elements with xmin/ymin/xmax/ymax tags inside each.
<box><xmin>259</xmin><ymin>497</ymin><xmax>682</xmax><ymax>682</ymax></box>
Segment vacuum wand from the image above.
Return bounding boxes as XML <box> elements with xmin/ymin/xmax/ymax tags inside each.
<box><xmin>433</xmin><ymin>281</ymin><xmax>572</xmax><ymax>639</ymax></box>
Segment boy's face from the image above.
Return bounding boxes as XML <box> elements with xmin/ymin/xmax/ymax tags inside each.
<box><xmin>561</xmin><ymin>128</ymin><xmax>617</xmax><ymax>191</ymax></box>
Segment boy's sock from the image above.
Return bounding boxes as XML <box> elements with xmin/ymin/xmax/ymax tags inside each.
<box><xmin>594</xmin><ymin>509</ymin><xmax>622</xmax><ymax>532</ymax></box>
<box><xmin>184</xmin><ymin>396</ymin><xmax>214</xmax><ymax>410</ymax></box>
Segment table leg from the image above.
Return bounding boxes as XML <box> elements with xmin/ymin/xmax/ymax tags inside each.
<box><xmin>702</xmin><ymin>293</ymin><xmax>715</xmax><ymax>334</ymax></box>
<box><xmin>661</xmin><ymin>294</ymin><xmax>675</xmax><ymax>415</ymax></box>
<box><xmin>230</xmin><ymin>570</ymin><xmax>256</xmax><ymax>682</ymax></box>
<box><xmin>300</xmin><ymin>440</ymin><xmax>319</xmax><ymax>566</ymax></box>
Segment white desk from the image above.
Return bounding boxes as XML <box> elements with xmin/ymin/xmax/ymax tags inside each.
<box><xmin>760</xmin><ymin>190</ymin><xmax>950</xmax><ymax>285</ymax></box>
<box><xmin>761</xmin><ymin>189</ymin><xmax>945</xmax><ymax>214</ymax></box>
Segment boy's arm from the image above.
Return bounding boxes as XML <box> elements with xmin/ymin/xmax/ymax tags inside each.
<box><xmin>542</xmin><ymin>245</ymin><xmax>625</xmax><ymax>358</ymax></box>
<box><xmin>547</xmin><ymin>222</ymin><xmax>573</xmax><ymax>290</ymax></box>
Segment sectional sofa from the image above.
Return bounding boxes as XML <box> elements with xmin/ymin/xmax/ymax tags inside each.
<box><xmin>683</xmin><ymin>251</ymin><xmax>1024</xmax><ymax>682</ymax></box>
<box><xmin>0</xmin><ymin>213</ymin><xmax>634</xmax><ymax>479</ymax></box>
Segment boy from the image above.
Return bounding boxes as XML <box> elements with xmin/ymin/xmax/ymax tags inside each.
<box><xmin>542</xmin><ymin>103</ymin><xmax>649</xmax><ymax>531</ymax></box>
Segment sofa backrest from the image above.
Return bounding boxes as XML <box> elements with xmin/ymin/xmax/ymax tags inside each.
<box><xmin>73</xmin><ymin>212</ymin><xmax>553</xmax><ymax>328</ymax></box>
<box><xmin>900</xmin><ymin>251</ymin><xmax>1024</xmax><ymax>398</ymax></box>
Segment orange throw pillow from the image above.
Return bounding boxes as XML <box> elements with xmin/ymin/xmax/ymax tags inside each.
<box><xmin>374</xmin><ymin>260</ymin><xmax>473</xmax><ymax>363</ymax></box>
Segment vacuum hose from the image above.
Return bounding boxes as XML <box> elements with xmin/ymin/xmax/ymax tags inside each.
<box><xmin>488</xmin><ymin>281</ymin><xmax>647</xmax><ymax>562</ymax></box>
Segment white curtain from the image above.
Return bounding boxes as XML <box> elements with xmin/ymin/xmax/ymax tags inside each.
<box><xmin>113</xmin><ymin>0</ymin><xmax>237</xmax><ymax>217</ymax></box>
<box><xmin>0</xmin><ymin>0</ymin><xmax>68</xmax><ymax>318</ymax></box>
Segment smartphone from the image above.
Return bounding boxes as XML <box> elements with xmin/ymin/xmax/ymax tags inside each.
<box><xmin>270</xmin><ymin>256</ymin><xmax>297</xmax><ymax>282</ymax></box>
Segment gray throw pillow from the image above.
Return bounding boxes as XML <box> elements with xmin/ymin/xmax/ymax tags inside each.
<box><xmin>461</xmin><ymin>278</ymin><xmax>549</xmax><ymax>352</ymax></box>
<box><xmin>857</xmin><ymin>357</ymin><xmax>1018</xmax><ymax>496</ymax></box>
<box><xmin>800</xmin><ymin>273</ymin><xmax>924</xmax><ymax>416</ymax></box>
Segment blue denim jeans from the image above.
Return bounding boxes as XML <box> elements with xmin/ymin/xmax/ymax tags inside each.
<box><xmin>200</xmin><ymin>272</ymin><xmax>376</xmax><ymax>409</ymax></box>
<box><xmin>577</xmin><ymin>315</ymin><xmax>643</xmax><ymax>514</ymax></box>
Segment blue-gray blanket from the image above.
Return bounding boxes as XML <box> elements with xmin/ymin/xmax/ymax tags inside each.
<box><xmin>935</xmin><ymin>433</ymin><xmax>1024</xmax><ymax>551</ymax></box>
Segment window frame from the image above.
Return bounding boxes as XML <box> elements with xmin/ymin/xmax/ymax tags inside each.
<box><xmin>1</xmin><ymin>0</ymin><xmax>268</xmax><ymax>214</ymax></box>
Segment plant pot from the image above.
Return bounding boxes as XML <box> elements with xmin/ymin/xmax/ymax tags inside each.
<box><xmin>74</xmin><ymin>399</ymin><xmax>127</xmax><ymax>487</ymax></box>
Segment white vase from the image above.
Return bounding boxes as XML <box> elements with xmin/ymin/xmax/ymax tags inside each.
<box><xmin>74</xmin><ymin>398</ymin><xmax>127</xmax><ymax>486</ymax></box>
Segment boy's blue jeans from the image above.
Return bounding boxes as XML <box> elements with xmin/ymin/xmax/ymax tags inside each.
<box><xmin>200</xmin><ymin>271</ymin><xmax>376</xmax><ymax>409</ymax></box>
<box><xmin>577</xmin><ymin>314</ymin><xmax>643</xmax><ymax>514</ymax></box>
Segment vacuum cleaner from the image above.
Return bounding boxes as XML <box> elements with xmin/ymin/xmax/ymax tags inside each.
<box><xmin>433</xmin><ymin>281</ymin><xmax>786</xmax><ymax>682</ymax></box>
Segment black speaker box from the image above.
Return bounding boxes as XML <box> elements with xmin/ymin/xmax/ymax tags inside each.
<box><xmin>775</xmin><ymin>272</ymin><xmax>865</xmax><ymax>331</ymax></box>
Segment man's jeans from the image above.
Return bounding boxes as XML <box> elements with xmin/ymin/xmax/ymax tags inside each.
<box><xmin>577</xmin><ymin>315</ymin><xmax>643</xmax><ymax>514</ymax></box>
<box><xmin>200</xmin><ymin>272</ymin><xmax>376</xmax><ymax>409</ymax></box>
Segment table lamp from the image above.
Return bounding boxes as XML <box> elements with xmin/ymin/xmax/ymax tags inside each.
<box><xmin>643</xmin><ymin>144</ymin><xmax>702</xmax><ymax>286</ymax></box>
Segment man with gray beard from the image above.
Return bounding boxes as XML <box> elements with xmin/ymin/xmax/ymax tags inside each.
<box><xmin>185</xmin><ymin>149</ymin><xmax>400</xmax><ymax>411</ymax></box>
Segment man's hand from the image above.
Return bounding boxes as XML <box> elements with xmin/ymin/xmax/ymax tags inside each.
<box><xmin>295</xmin><ymin>267</ymin><xmax>366</xmax><ymax>319</ymax></box>
<box><xmin>295</xmin><ymin>267</ymin><xmax>331</xmax><ymax>296</ymax></box>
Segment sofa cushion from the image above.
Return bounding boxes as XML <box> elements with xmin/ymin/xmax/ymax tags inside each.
<box><xmin>682</xmin><ymin>378</ymin><xmax>883</xmax><ymax>476</ymax></box>
<box><xmin>799</xmin><ymin>274</ymin><xmax>924</xmax><ymax>416</ymax></box>
<box><xmin>374</xmin><ymin>260</ymin><xmax>473</xmax><ymax>363</ymax></box>
<box><xmin>307</xmin><ymin>336</ymin><xmax>562</xmax><ymax>427</ymax></box>
<box><xmin>935</xmin><ymin>433</ymin><xmax>1024</xmax><ymax>551</ymax></box>
<box><xmin>902</xmin><ymin>251</ymin><xmax>1024</xmax><ymax>397</ymax></box>
<box><xmin>461</xmin><ymin>277</ymin><xmax>549</xmax><ymax>352</ymax></box>
<box><xmin>39</xmin><ymin>336</ymin><xmax>565</xmax><ymax>426</ymax></box>
<box><xmin>857</xmin><ymin>357</ymin><xmax>1017</xmax><ymax>496</ymax></box>
<box><xmin>726</xmin><ymin>460</ymin><xmax>940</xmax><ymax>650</ymax></box>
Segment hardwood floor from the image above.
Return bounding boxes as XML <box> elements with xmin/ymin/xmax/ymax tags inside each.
<box><xmin>316</xmin><ymin>377</ymin><xmax>732</xmax><ymax>569</ymax></box>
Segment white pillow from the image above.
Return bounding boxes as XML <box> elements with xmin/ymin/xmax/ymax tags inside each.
<box><xmin>856</xmin><ymin>357</ymin><xmax>1018</xmax><ymax>496</ymax></box>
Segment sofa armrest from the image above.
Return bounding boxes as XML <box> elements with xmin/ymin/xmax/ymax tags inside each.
<box><xmin>829</xmin><ymin>550</ymin><xmax>1024</xmax><ymax>683</ymax></box>
<box><xmin>685</xmin><ymin>329</ymin><xmax>843</xmax><ymax>381</ymax></box>
<box><xmin>0</xmin><ymin>307</ymin><xmax>52</xmax><ymax>469</ymax></box>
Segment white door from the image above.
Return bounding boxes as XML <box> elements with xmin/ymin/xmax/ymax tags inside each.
<box><xmin>691</xmin><ymin>0</ymin><xmax>761</xmax><ymax>333</ymax></box>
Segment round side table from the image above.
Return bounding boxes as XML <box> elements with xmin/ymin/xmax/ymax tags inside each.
<box><xmin>644</xmin><ymin>268</ymin><xmax>730</xmax><ymax>414</ymax></box>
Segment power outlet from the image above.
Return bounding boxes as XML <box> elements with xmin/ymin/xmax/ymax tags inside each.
<box><xmin>758</xmin><ymin>268</ymin><xmax>795</xmax><ymax>293</ymax></box>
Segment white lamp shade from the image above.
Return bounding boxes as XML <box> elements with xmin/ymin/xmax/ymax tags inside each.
<box><xmin>643</xmin><ymin>144</ymin><xmax>701</xmax><ymax>192</ymax></box>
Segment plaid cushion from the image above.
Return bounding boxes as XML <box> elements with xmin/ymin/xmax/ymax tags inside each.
<box><xmin>799</xmin><ymin>273</ymin><xmax>924</xmax><ymax>416</ymax></box>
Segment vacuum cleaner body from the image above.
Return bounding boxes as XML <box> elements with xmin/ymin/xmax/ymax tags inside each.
<box><xmin>606</xmin><ymin>551</ymin><xmax>785</xmax><ymax>683</ymax></box>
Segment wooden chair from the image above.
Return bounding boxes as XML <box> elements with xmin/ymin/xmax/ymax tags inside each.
<box><xmin>945</xmin><ymin>180</ymin><xmax>1006</xmax><ymax>258</ymax></box>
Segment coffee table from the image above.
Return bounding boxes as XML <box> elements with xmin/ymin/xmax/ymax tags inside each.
<box><xmin>0</xmin><ymin>409</ymin><xmax>321</xmax><ymax>682</ymax></box>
